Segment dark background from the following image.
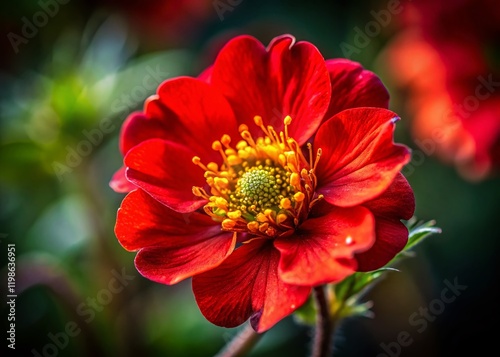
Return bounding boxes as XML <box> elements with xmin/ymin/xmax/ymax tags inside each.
<box><xmin>1</xmin><ymin>0</ymin><xmax>499</xmax><ymax>356</ymax></box>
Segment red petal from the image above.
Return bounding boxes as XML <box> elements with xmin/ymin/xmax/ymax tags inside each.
<box><xmin>110</xmin><ymin>165</ymin><xmax>136</xmax><ymax>193</ymax></box>
<box><xmin>119</xmin><ymin>112</ymin><xmax>166</xmax><ymax>156</ymax></box>
<box><xmin>198</xmin><ymin>65</ymin><xmax>213</xmax><ymax>83</ymax></box>
<box><xmin>211</xmin><ymin>34</ymin><xmax>331</xmax><ymax>145</ymax></box>
<box><xmin>314</xmin><ymin>108</ymin><xmax>411</xmax><ymax>207</ymax></box>
<box><xmin>144</xmin><ymin>77</ymin><xmax>239</xmax><ymax>162</ymax></box>
<box><xmin>125</xmin><ymin>139</ymin><xmax>206</xmax><ymax>213</ymax></box>
<box><xmin>116</xmin><ymin>189</ymin><xmax>235</xmax><ymax>284</ymax></box>
<box><xmin>356</xmin><ymin>173</ymin><xmax>415</xmax><ymax>271</ymax></box>
<box><xmin>275</xmin><ymin>206</ymin><xmax>375</xmax><ymax>286</ymax></box>
<box><xmin>135</xmin><ymin>236</ymin><xmax>236</xmax><ymax>285</ymax></box>
<box><xmin>116</xmin><ymin>189</ymin><xmax>222</xmax><ymax>251</ymax></box>
<box><xmin>324</xmin><ymin>59</ymin><xmax>389</xmax><ymax>120</ymax></box>
<box><xmin>364</xmin><ymin>173</ymin><xmax>415</xmax><ymax>220</ymax></box>
<box><xmin>111</xmin><ymin>75</ymin><xmax>237</xmax><ymax>193</ymax></box>
<box><xmin>110</xmin><ymin>112</ymin><xmax>167</xmax><ymax>193</ymax></box>
<box><xmin>355</xmin><ymin>218</ymin><xmax>408</xmax><ymax>272</ymax></box>
<box><xmin>192</xmin><ymin>240</ymin><xmax>311</xmax><ymax>332</ymax></box>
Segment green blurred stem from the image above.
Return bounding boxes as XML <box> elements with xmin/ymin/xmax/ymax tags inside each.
<box><xmin>215</xmin><ymin>322</ymin><xmax>264</xmax><ymax>357</ymax></box>
<box><xmin>311</xmin><ymin>285</ymin><xmax>334</xmax><ymax>357</ymax></box>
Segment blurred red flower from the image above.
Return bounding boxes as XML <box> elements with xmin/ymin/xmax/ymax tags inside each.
<box><xmin>99</xmin><ymin>0</ymin><xmax>214</xmax><ymax>45</ymax></box>
<box><xmin>385</xmin><ymin>0</ymin><xmax>500</xmax><ymax>179</ymax></box>
<box><xmin>111</xmin><ymin>35</ymin><xmax>414</xmax><ymax>332</ymax></box>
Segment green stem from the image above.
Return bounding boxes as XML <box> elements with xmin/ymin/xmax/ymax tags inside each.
<box><xmin>311</xmin><ymin>285</ymin><xmax>334</xmax><ymax>357</ymax></box>
<box><xmin>215</xmin><ymin>323</ymin><xmax>264</xmax><ymax>357</ymax></box>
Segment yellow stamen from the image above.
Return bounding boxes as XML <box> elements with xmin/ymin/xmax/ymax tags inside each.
<box><xmin>258</xmin><ymin>222</ymin><xmax>269</xmax><ymax>233</ymax></box>
<box><xmin>313</xmin><ymin>148</ymin><xmax>322</xmax><ymax>171</ymax></box>
<box><xmin>221</xmin><ymin>134</ymin><xmax>232</xmax><ymax>147</ymax></box>
<box><xmin>207</xmin><ymin>162</ymin><xmax>219</xmax><ymax>172</ymax></box>
<box><xmin>247</xmin><ymin>221</ymin><xmax>259</xmax><ymax>232</ymax></box>
<box><xmin>227</xmin><ymin>210</ymin><xmax>241</xmax><ymax>219</ymax></box>
<box><xmin>294</xmin><ymin>192</ymin><xmax>305</xmax><ymax>202</ymax></box>
<box><xmin>192</xmin><ymin>114</ymin><xmax>321</xmax><ymax>238</ymax></box>
<box><xmin>214</xmin><ymin>177</ymin><xmax>229</xmax><ymax>189</ymax></box>
<box><xmin>276</xmin><ymin>213</ymin><xmax>288</xmax><ymax>224</ymax></box>
<box><xmin>280</xmin><ymin>198</ymin><xmax>292</xmax><ymax>210</ymax></box>
<box><xmin>256</xmin><ymin>213</ymin><xmax>268</xmax><ymax>222</ymax></box>
<box><xmin>212</xmin><ymin>140</ymin><xmax>222</xmax><ymax>151</ymax></box>
<box><xmin>222</xmin><ymin>219</ymin><xmax>236</xmax><ymax>230</ymax></box>
<box><xmin>265</xmin><ymin>227</ymin><xmax>277</xmax><ymax>237</ymax></box>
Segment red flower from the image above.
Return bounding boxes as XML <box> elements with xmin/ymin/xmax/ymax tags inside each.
<box><xmin>384</xmin><ymin>0</ymin><xmax>500</xmax><ymax>179</ymax></box>
<box><xmin>112</xmin><ymin>35</ymin><xmax>414</xmax><ymax>332</ymax></box>
<box><xmin>95</xmin><ymin>0</ymin><xmax>214</xmax><ymax>45</ymax></box>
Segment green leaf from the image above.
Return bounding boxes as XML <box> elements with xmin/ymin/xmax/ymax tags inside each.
<box><xmin>405</xmin><ymin>220</ymin><xmax>442</xmax><ymax>251</ymax></box>
<box><xmin>329</xmin><ymin>219</ymin><xmax>441</xmax><ymax>320</ymax></box>
<box><xmin>292</xmin><ymin>295</ymin><xmax>317</xmax><ymax>326</ymax></box>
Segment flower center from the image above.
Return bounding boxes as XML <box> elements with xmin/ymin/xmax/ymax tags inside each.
<box><xmin>229</xmin><ymin>164</ymin><xmax>292</xmax><ymax>215</ymax></box>
<box><xmin>192</xmin><ymin>115</ymin><xmax>323</xmax><ymax>239</ymax></box>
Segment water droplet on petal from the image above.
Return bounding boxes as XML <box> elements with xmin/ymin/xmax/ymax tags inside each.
<box><xmin>345</xmin><ymin>235</ymin><xmax>353</xmax><ymax>245</ymax></box>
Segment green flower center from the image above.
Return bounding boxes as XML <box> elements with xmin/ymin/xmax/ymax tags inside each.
<box><xmin>191</xmin><ymin>115</ymin><xmax>323</xmax><ymax>238</ymax></box>
<box><xmin>228</xmin><ymin>162</ymin><xmax>292</xmax><ymax>215</ymax></box>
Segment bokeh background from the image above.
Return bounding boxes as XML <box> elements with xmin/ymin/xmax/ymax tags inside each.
<box><xmin>1</xmin><ymin>0</ymin><xmax>499</xmax><ymax>356</ymax></box>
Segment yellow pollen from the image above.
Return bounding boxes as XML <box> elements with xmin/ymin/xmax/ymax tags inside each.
<box><xmin>215</xmin><ymin>197</ymin><xmax>228</xmax><ymax>208</ymax></box>
<box><xmin>222</xmin><ymin>219</ymin><xmax>236</xmax><ymax>229</ymax></box>
<box><xmin>277</xmin><ymin>213</ymin><xmax>288</xmax><ymax>224</ymax></box>
<box><xmin>290</xmin><ymin>173</ymin><xmax>300</xmax><ymax>187</ymax></box>
<box><xmin>207</xmin><ymin>162</ymin><xmax>218</xmax><ymax>172</ymax></box>
<box><xmin>214</xmin><ymin>177</ymin><xmax>229</xmax><ymax>189</ymax></box>
<box><xmin>212</xmin><ymin>141</ymin><xmax>222</xmax><ymax>151</ymax></box>
<box><xmin>227</xmin><ymin>210</ymin><xmax>241</xmax><ymax>219</ymax></box>
<box><xmin>236</xmin><ymin>140</ymin><xmax>248</xmax><ymax>150</ymax></box>
<box><xmin>264</xmin><ymin>209</ymin><xmax>275</xmax><ymax>218</ymax></box>
<box><xmin>259</xmin><ymin>222</ymin><xmax>269</xmax><ymax>233</ymax></box>
<box><xmin>265</xmin><ymin>227</ymin><xmax>277</xmax><ymax>237</ymax></box>
<box><xmin>254</xmin><ymin>115</ymin><xmax>263</xmax><ymax>127</ymax></box>
<box><xmin>227</xmin><ymin>155</ymin><xmax>242</xmax><ymax>166</ymax></box>
<box><xmin>280</xmin><ymin>198</ymin><xmax>292</xmax><ymax>210</ymax></box>
<box><xmin>256</xmin><ymin>213</ymin><xmax>268</xmax><ymax>222</ymax></box>
<box><xmin>247</xmin><ymin>221</ymin><xmax>259</xmax><ymax>232</ymax></box>
<box><xmin>221</xmin><ymin>134</ymin><xmax>231</xmax><ymax>146</ymax></box>
<box><xmin>191</xmin><ymin>115</ymin><xmax>322</xmax><ymax>239</ymax></box>
<box><xmin>294</xmin><ymin>192</ymin><xmax>305</xmax><ymax>202</ymax></box>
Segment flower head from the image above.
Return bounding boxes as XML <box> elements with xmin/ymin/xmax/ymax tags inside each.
<box><xmin>112</xmin><ymin>34</ymin><xmax>414</xmax><ymax>332</ymax></box>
